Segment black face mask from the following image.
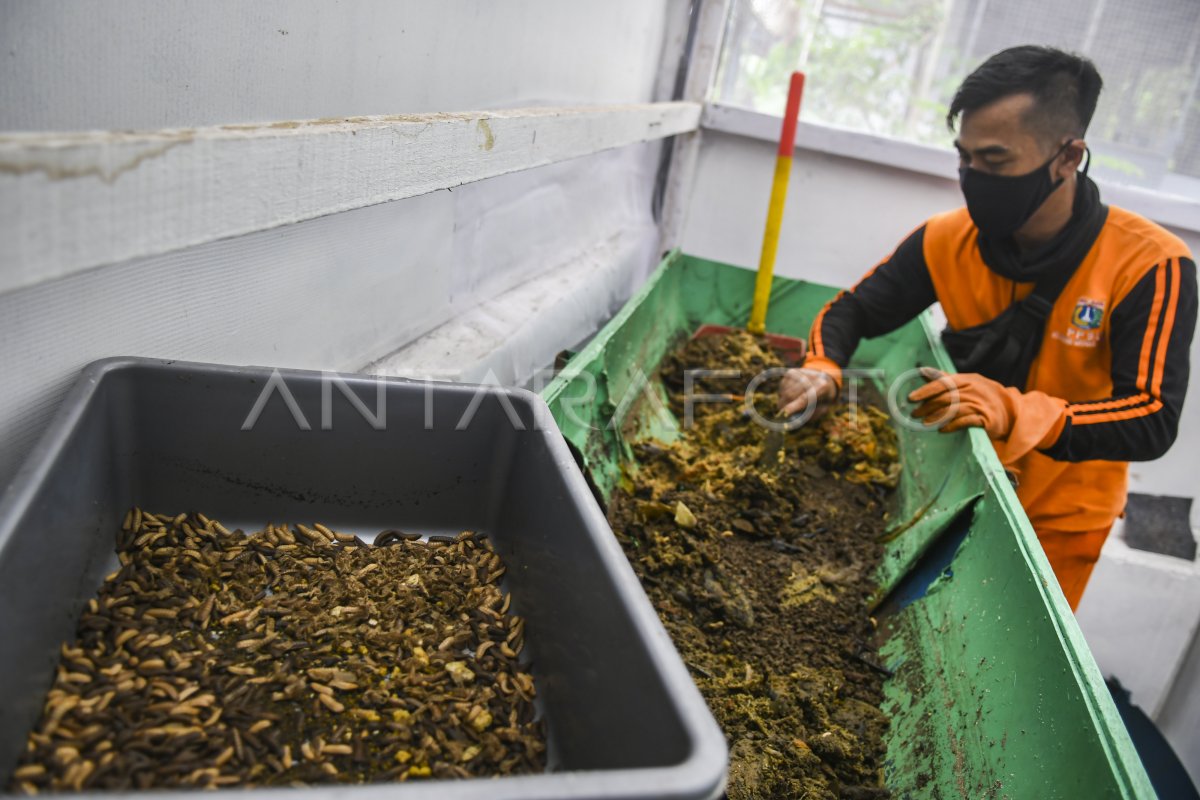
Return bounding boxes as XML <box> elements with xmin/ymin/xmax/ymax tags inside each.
<box><xmin>959</xmin><ymin>141</ymin><xmax>1075</xmax><ymax>238</ymax></box>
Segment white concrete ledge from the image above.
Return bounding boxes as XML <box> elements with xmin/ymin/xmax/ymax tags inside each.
<box><xmin>0</xmin><ymin>101</ymin><xmax>701</xmax><ymax>295</ymax></box>
<box><xmin>1076</xmin><ymin>521</ymin><xmax>1200</xmax><ymax>719</ymax></box>
<box><xmin>363</xmin><ymin>225</ymin><xmax>655</xmax><ymax>388</ymax></box>
<box><xmin>702</xmin><ymin>103</ymin><xmax>1200</xmax><ymax>235</ymax></box>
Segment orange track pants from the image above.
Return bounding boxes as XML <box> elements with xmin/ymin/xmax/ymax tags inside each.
<box><xmin>1035</xmin><ymin>525</ymin><xmax>1114</xmax><ymax>611</ymax></box>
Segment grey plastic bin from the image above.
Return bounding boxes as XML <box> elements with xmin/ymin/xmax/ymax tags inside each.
<box><xmin>0</xmin><ymin>357</ymin><xmax>727</xmax><ymax>800</ymax></box>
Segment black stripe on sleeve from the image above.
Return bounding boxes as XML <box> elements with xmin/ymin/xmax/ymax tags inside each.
<box><xmin>809</xmin><ymin>225</ymin><xmax>936</xmax><ymax>367</ymax></box>
<box><xmin>1044</xmin><ymin>257</ymin><xmax>1197</xmax><ymax>462</ymax></box>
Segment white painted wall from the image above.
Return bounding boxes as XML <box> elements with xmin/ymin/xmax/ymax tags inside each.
<box><xmin>1160</xmin><ymin>621</ymin><xmax>1200</xmax><ymax>786</ymax></box>
<box><xmin>683</xmin><ymin>129</ymin><xmax>953</xmax><ymax>282</ymax></box>
<box><xmin>1075</xmin><ymin>525</ymin><xmax>1200</xmax><ymax>785</ymax></box>
<box><xmin>0</xmin><ymin>1</ymin><xmax>672</xmax><ymax>131</ymax></box>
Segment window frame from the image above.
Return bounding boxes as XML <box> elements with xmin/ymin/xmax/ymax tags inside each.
<box><xmin>702</xmin><ymin>102</ymin><xmax>1200</xmax><ymax>234</ymax></box>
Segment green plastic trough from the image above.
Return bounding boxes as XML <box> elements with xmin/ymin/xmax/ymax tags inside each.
<box><xmin>540</xmin><ymin>251</ymin><xmax>1155</xmax><ymax>799</ymax></box>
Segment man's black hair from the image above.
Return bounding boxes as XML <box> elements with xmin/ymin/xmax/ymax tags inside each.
<box><xmin>947</xmin><ymin>45</ymin><xmax>1103</xmax><ymax>147</ymax></box>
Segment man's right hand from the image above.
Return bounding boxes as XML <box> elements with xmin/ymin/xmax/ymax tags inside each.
<box><xmin>778</xmin><ymin>359</ymin><xmax>841</xmax><ymax>417</ymax></box>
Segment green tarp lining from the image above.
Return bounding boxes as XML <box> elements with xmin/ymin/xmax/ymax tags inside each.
<box><xmin>541</xmin><ymin>251</ymin><xmax>1154</xmax><ymax>799</ymax></box>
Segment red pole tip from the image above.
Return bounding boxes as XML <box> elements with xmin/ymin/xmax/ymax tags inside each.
<box><xmin>777</xmin><ymin>71</ymin><xmax>806</xmax><ymax>157</ymax></box>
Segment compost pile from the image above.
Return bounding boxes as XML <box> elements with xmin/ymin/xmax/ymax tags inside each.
<box><xmin>609</xmin><ymin>330</ymin><xmax>898</xmax><ymax>800</ymax></box>
<box><xmin>8</xmin><ymin>511</ymin><xmax>544</xmax><ymax>793</ymax></box>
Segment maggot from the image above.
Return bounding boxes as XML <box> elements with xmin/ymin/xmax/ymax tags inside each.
<box><xmin>15</xmin><ymin>509</ymin><xmax>545</xmax><ymax>788</ymax></box>
<box><xmin>317</xmin><ymin>694</ymin><xmax>345</xmax><ymax>713</ymax></box>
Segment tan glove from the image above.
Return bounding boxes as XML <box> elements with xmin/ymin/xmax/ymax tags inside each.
<box><xmin>908</xmin><ymin>367</ymin><xmax>1067</xmax><ymax>466</ymax></box>
<box><xmin>778</xmin><ymin>356</ymin><xmax>841</xmax><ymax>417</ymax></box>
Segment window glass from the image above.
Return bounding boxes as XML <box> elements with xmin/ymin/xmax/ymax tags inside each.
<box><xmin>713</xmin><ymin>0</ymin><xmax>1200</xmax><ymax>200</ymax></box>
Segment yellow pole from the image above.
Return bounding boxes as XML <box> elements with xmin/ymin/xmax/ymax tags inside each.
<box><xmin>748</xmin><ymin>155</ymin><xmax>793</xmax><ymax>334</ymax></box>
<box><xmin>747</xmin><ymin>71</ymin><xmax>805</xmax><ymax>336</ymax></box>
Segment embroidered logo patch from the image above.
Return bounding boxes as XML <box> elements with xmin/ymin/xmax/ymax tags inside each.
<box><xmin>1071</xmin><ymin>297</ymin><xmax>1105</xmax><ymax>330</ymax></box>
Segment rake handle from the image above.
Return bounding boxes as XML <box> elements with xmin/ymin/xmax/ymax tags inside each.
<box><xmin>748</xmin><ymin>71</ymin><xmax>805</xmax><ymax>335</ymax></box>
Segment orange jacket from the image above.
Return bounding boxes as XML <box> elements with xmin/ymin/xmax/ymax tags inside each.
<box><xmin>807</xmin><ymin>192</ymin><xmax>1196</xmax><ymax>532</ymax></box>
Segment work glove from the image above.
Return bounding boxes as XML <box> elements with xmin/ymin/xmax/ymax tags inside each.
<box><xmin>778</xmin><ymin>356</ymin><xmax>841</xmax><ymax>417</ymax></box>
<box><xmin>908</xmin><ymin>367</ymin><xmax>1067</xmax><ymax>466</ymax></box>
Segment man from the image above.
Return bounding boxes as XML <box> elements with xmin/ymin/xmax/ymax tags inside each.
<box><xmin>777</xmin><ymin>45</ymin><xmax>1197</xmax><ymax>611</ymax></box>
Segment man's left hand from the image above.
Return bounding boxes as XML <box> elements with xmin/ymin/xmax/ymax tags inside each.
<box><xmin>907</xmin><ymin>367</ymin><xmax>1069</xmax><ymax>468</ymax></box>
<box><xmin>907</xmin><ymin>367</ymin><xmax>1016</xmax><ymax>438</ymax></box>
